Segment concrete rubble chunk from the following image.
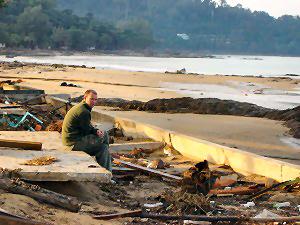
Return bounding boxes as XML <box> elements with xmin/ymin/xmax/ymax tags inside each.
<box><xmin>0</xmin><ymin>149</ymin><xmax>111</xmax><ymax>182</ymax></box>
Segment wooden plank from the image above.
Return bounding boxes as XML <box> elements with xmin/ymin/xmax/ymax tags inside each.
<box><xmin>113</xmin><ymin>158</ymin><xmax>182</xmax><ymax>181</ymax></box>
<box><xmin>110</xmin><ymin>142</ymin><xmax>164</xmax><ymax>152</ymax></box>
<box><xmin>0</xmin><ymin>139</ymin><xmax>42</xmax><ymax>150</ymax></box>
<box><xmin>0</xmin><ymin>150</ymin><xmax>112</xmax><ymax>182</ymax></box>
<box><xmin>209</xmin><ymin>186</ymin><xmax>259</xmax><ymax>195</ymax></box>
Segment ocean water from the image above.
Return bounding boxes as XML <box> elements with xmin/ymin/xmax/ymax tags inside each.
<box><xmin>159</xmin><ymin>82</ymin><xmax>300</xmax><ymax>110</ymax></box>
<box><xmin>1</xmin><ymin>54</ymin><xmax>300</xmax><ymax>77</ymax></box>
<box><xmin>1</xmin><ymin>54</ymin><xmax>299</xmax><ymax>109</ymax></box>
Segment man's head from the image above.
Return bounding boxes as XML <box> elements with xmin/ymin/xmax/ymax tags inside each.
<box><xmin>83</xmin><ymin>89</ymin><xmax>97</xmax><ymax>108</ymax></box>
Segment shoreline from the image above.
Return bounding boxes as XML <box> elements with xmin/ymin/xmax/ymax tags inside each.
<box><xmin>2</xmin><ymin>48</ymin><xmax>300</xmax><ymax>59</ymax></box>
<box><xmin>1</xmin><ymin>57</ymin><xmax>300</xmax><ymax>79</ymax></box>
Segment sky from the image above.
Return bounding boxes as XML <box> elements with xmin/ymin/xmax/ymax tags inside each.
<box><xmin>225</xmin><ymin>0</ymin><xmax>300</xmax><ymax>18</ymax></box>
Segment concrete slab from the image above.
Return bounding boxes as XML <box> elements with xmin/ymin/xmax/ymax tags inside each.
<box><xmin>110</xmin><ymin>142</ymin><xmax>164</xmax><ymax>152</ymax></box>
<box><xmin>94</xmin><ymin>109</ymin><xmax>300</xmax><ymax>182</ymax></box>
<box><xmin>0</xmin><ymin>149</ymin><xmax>111</xmax><ymax>182</ymax></box>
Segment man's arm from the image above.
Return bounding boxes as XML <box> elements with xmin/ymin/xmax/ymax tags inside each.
<box><xmin>78</xmin><ymin>111</ymin><xmax>98</xmax><ymax>135</ymax></box>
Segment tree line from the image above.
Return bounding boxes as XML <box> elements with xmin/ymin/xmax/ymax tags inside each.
<box><xmin>58</xmin><ymin>0</ymin><xmax>300</xmax><ymax>56</ymax></box>
<box><xmin>1</xmin><ymin>0</ymin><xmax>300</xmax><ymax>55</ymax></box>
<box><xmin>0</xmin><ymin>0</ymin><xmax>154</xmax><ymax>51</ymax></box>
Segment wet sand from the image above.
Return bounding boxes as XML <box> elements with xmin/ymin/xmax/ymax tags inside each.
<box><xmin>0</xmin><ymin>63</ymin><xmax>299</xmax><ymax>102</ymax></box>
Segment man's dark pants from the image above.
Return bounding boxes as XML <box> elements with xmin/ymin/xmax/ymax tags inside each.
<box><xmin>71</xmin><ymin>132</ymin><xmax>112</xmax><ymax>172</ymax></box>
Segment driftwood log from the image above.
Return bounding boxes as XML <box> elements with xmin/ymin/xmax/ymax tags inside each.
<box><xmin>0</xmin><ymin>177</ymin><xmax>81</xmax><ymax>212</ymax></box>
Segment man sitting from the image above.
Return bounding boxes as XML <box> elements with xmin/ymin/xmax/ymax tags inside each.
<box><xmin>62</xmin><ymin>89</ymin><xmax>112</xmax><ymax>171</ymax></box>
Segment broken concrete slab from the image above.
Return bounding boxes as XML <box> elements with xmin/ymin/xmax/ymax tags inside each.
<box><xmin>110</xmin><ymin>142</ymin><xmax>164</xmax><ymax>152</ymax></box>
<box><xmin>92</xmin><ymin>109</ymin><xmax>300</xmax><ymax>182</ymax></box>
<box><xmin>0</xmin><ymin>149</ymin><xmax>111</xmax><ymax>182</ymax></box>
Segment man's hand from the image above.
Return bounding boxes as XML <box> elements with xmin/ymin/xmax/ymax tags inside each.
<box><xmin>97</xmin><ymin>130</ymin><xmax>104</xmax><ymax>138</ymax></box>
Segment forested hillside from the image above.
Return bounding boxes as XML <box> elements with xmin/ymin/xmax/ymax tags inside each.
<box><xmin>0</xmin><ymin>0</ymin><xmax>153</xmax><ymax>51</ymax></box>
<box><xmin>58</xmin><ymin>0</ymin><xmax>300</xmax><ymax>55</ymax></box>
<box><xmin>1</xmin><ymin>0</ymin><xmax>300</xmax><ymax>55</ymax></box>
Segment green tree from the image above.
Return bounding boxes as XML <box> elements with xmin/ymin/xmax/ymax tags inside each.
<box><xmin>16</xmin><ymin>5</ymin><xmax>52</xmax><ymax>48</ymax></box>
<box><xmin>0</xmin><ymin>0</ymin><xmax>6</xmax><ymax>8</ymax></box>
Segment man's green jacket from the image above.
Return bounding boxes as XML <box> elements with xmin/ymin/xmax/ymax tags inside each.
<box><xmin>62</xmin><ymin>101</ymin><xmax>98</xmax><ymax>146</ymax></box>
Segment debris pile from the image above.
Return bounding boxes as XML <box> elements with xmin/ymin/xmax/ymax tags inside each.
<box><xmin>0</xmin><ymin>89</ymin><xmax>66</xmax><ymax>132</ymax></box>
<box><xmin>159</xmin><ymin>190</ymin><xmax>210</xmax><ymax>215</ymax></box>
<box><xmin>45</xmin><ymin>120</ymin><xmax>63</xmax><ymax>132</ymax></box>
<box><xmin>0</xmin><ymin>83</ymin><xmax>298</xmax><ymax>224</ymax></box>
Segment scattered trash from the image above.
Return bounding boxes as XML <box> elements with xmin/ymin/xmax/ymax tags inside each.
<box><xmin>213</xmin><ymin>174</ymin><xmax>238</xmax><ymax>188</ymax></box>
<box><xmin>182</xmin><ymin>160</ymin><xmax>212</xmax><ymax>195</ymax></box>
<box><xmin>143</xmin><ymin>202</ymin><xmax>163</xmax><ymax>208</ymax></box>
<box><xmin>60</xmin><ymin>82</ymin><xmax>81</xmax><ymax>88</ymax></box>
<box><xmin>253</xmin><ymin>89</ymin><xmax>264</xmax><ymax>94</ymax></box>
<box><xmin>242</xmin><ymin>201</ymin><xmax>255</xmax><ymax>208</ymax></box>
<box><xmin>184</xmin><ymin>220</ymin><xmax>210</xmax><ymax>224</ymax></box>
<box><xmin>129</xmin><ymin>148</ymin><xmax>144</xmax><ymax>158</ymax></box>
<box><xmin>209</xmin><ymin>201</ymin><xmax>216</xmax><ymax>207</ymax></box>
<box><xmin>163</xmin><ymin>146</ymin><xmax>174</xmax><ymax>157</ymax></box>
<box><xmin>45</xmin><ymin>120</ymin><xmax>63</xmax><ymax>132</ymax></box>
<box><xmin>274</xmin><ymin>202</ymin><xmax>291</xmax><ymax>209</ymax></box>
<box><xmin>176</xmin><ymin>68</ymin><xmax>186</xmax><ymax>74</ymax></box>
<box><xmin>269</xmin><ymin>193</ymin><xmax>300</xmax><ymax>205</ymax></box>
<box><xmin>147</xmin><ymin>159</ymin><xmax>165</xmax><ymax>169</ymax></box>
<box><xmin>254</xmin><ymin>209</ymin><xmax>280</xmax><ymax>218</ymax></box>
<box><xmin>160</xmin><ymin>189</ymin><xmax>210</xmax><ymax>215</ymax></box>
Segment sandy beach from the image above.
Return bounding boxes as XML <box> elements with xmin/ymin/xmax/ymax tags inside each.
<box><xmin>0</xmin><ymin>62</ymin><xmax>299</xmax><ymax>103</ymax></box>
<box><xmin>0</xmin><ymin>62</ymin><xmax>299</xmax><ymax>162</ymax></box>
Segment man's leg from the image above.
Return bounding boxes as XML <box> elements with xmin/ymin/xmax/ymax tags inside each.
<box><xmin>95</xmin><ymin>143</ymin><xmax>112</xmax><ymax>172</ymax></box>
<box><xmin>72</xmin><ymin>132</ymin><xmax>112</xmax><ymax>171</ymax></box>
